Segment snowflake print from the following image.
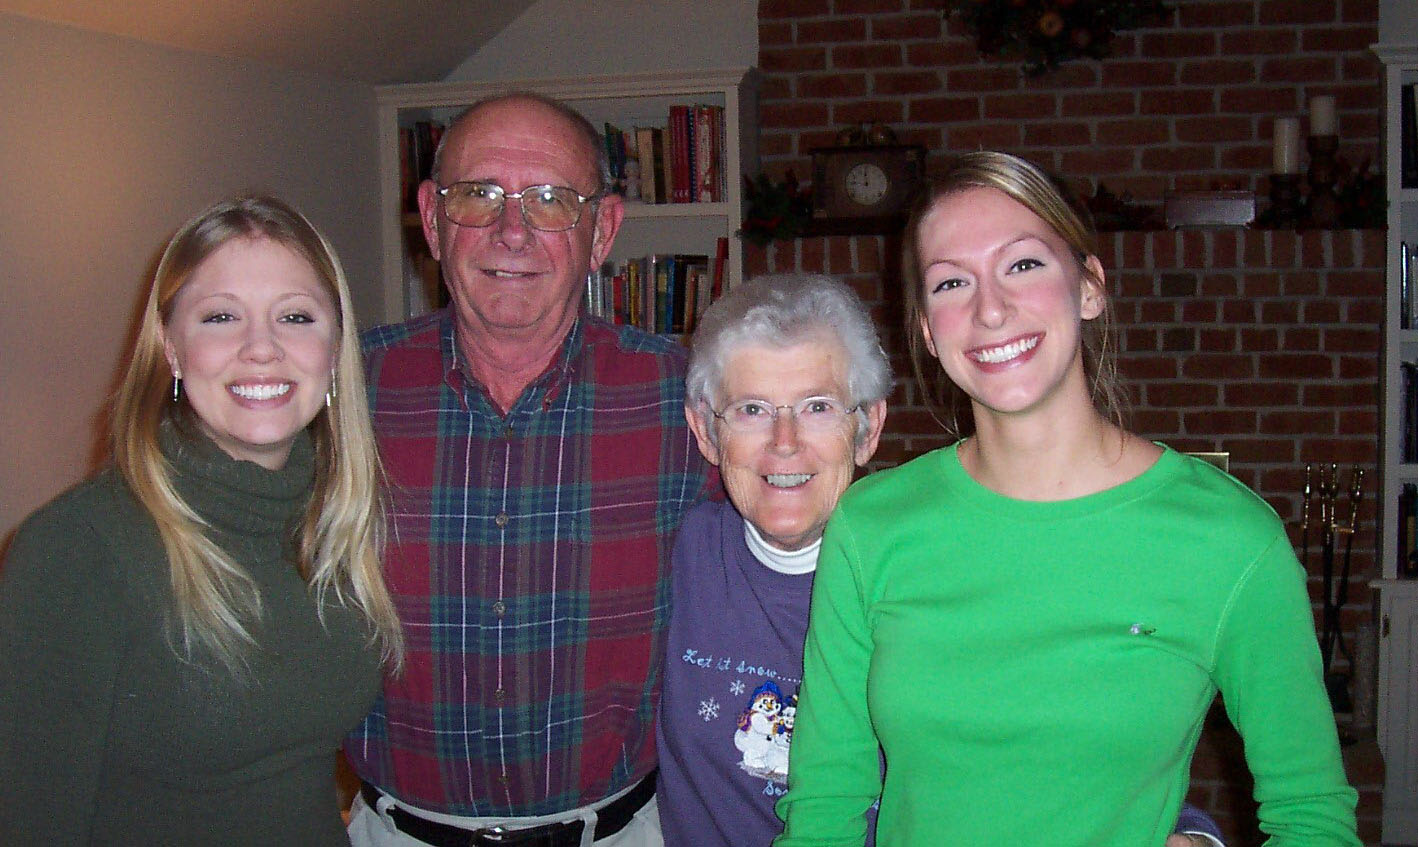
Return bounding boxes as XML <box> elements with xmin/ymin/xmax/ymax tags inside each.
<box><xmin>729</xmin><ymin>679</ymin><xmax>745</xmax><ymax>697</ymax></box>
<box><xmin>698</xmin><ymin>697</ymin><xmax>720</xmax><ymax>722</ymax></box>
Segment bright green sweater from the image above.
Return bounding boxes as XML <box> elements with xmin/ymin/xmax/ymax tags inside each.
<box><xmin>776</xmin><ymin>444</ymin><xmax>1358</xmax><ymax>847</ymax></box>
<box><xmin>0</xmin><ymin>428</ymin><xmax>383</xmax><ymax>845</ymax></box>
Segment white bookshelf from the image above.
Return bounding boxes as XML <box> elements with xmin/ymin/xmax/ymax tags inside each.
<box><xmin>373</xmin><ymin>67</ymin><xmax>760</xmax><ymax>323</ymax></box>
<box><xmin>1373</xmin><ymin>42</ymin><xmax>1418</xmax><ymax>846</ymax></box>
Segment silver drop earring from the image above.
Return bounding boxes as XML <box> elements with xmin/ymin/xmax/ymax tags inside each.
<box><xmin>325</xmin><ymin>368</ymin><xmax>336</xmax><ymax>409</ymax></box>
<box><xmin>172</xmin><ymin>375</ymin><xmax>181</xmax><ymax>403</ymax></box>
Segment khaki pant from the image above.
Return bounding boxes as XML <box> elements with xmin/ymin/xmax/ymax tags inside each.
<box><xmin>347</xmin><ymin>785</ymin><xmax>662</xmax><ymax>847</ymax></box>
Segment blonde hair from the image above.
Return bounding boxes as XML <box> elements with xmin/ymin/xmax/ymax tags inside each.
<box><xmin>113</xmin><ymin>195</ymin><xmax>402</xmax><ymax>674</ymax></box>
<box><xmin>901</xmin><ymin>151</ymin><xmax>1125</xmax><ymax>439</ymax></box>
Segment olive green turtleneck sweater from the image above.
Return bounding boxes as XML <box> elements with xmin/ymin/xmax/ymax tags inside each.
<box><xmin>0</xmin><ymin>428</ymin><xmax>383</xmax><ymax>845</ymax></box>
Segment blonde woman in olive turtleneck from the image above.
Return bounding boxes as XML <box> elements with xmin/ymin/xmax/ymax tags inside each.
<box><xmin>0</xmin><ymin>196</ymin><xmax>402</xmax><ymax>845</ymax></box>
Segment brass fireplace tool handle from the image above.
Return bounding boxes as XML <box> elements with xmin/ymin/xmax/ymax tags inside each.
<box><xmin>1300</xmin><ymin>462</ymin><xmax>1364</xmax><ymax>710</ymax></box>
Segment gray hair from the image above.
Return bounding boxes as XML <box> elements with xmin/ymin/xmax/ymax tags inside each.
<box><xmin>687</xmin><ymin>273</ymin><xmax>892</xmax><ymax>442</ymax></box>
<box><xmin>430</xmin><ymin>91</ymin><xmax>614</xmax><ymax>196</ymax></box>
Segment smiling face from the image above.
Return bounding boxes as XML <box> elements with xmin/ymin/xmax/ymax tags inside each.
<box><xmin>418</xmin><ymin>97</ymin><xmax>623</xmax><ymax>345</ymax></box>
<box><xmin>688</xmin><ymin>335</ymin><xmax>886</xmax><ymax>551</ymax></box>
<box><xmin>161</xmin><ymin>236</ymin><xmax>338</xmax><ymax>470</ymax></box>
<box><xmin>915</xmin><ymin>187</ymin><xmax>1105</xmax><ymax>426</ymax></box>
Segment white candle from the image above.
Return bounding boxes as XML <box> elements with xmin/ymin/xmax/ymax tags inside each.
<box><xmin>1273</xmin><ymin>117</ymin><xmax>1300</xmax><ymax>174</ymax></box>
<box><xmin>1310</xmin><ymin>95</ymin><xmax>1336</xmax><ymax>136</ymax></box>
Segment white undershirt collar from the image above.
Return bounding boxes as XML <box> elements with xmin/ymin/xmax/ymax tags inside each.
<box><xmin>743</xmin><ymin>520</ymin><xmax>820</xmax><ymax>575</ymax></box>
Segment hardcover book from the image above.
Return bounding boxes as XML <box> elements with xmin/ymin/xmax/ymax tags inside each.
<box><xmin>1404</xmin><ymin>83</ymin><xmax>1418</xmax><ymax>189</ymax></box>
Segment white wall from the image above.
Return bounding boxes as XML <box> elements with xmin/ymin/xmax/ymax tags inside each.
<box><xmin>446</xmin><ymin>0</ymin><xmax>757</xmax><ymax>81</ymax></box>
<box><xmin>1379</xmin><ymin>0</ymin><xmax>1416</xmax><ymax>44</ymax></box>
<box><xmin>0</xmin><ymin>1</ymin><xmax>757</xmax><ymax>542</ymax></box>
<box><xmin>0</xmin><ymin>13</ymin><xmax>380</xmax><ymax>543</ymax></box>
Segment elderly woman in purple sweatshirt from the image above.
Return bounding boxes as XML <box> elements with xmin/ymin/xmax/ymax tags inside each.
<box><xmin>653</xmin><ymin>272</ymin><xmax>1225</xmax><ymax>847</ymax></box>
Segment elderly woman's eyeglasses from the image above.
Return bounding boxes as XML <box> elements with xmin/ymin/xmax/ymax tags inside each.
<box><xmin>436</xmin><ymin>181</ymin><xmax>597</xmax><ymax>232</ymax></box>
<box><xmin>710</xmin><ymin>396</ymin><xmax>859</xmax><ymax>434</ymax></box>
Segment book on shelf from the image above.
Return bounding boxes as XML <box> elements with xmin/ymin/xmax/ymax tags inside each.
<box><xmin>670</xmin><ymin>253</ymin><xmax>710</xmax><ymax>334</ymax></box>
<box><xmin>609</xmin><ymin>104</ymin><xmax>724</xmax><ymax>207</ymax></box>
<box><xmin>1402</xmin><ymin>483</ymin><xmax>1418</xmax><ymax>578</ymax></box>
<box><xmin>1405</xmin><ymin>240</ymin><xmax>1418</xmax><ymax>330</ymax></box>
<box><xmin>682</xmin><ymin>259</ymin><xmax>709</xmax><ymax>335</ymax></box>
<box><xmin>642</xmin><ymin>255</ymin><xmax>658</xmax><ymax>331</ymax></box>
<box><xmin>656</xmin><ymin>256</ymin><xmax>674</xmax><ymax>333</ymax></box>
<box><xmin>683</xmin><ymin>262</ymin><xmax>701</xmax><ymax>334</ymax></box>
<box><xmin>670</xmin><ymin>106</ymin><xmax>690</xmax><ymax>204</ymax></box>
<box><xmin>694</xmin><ymin>104</ymin><xmax>718</xmax><ymax>203</ymax></box>
<box><xmin>633</xmin><ymin>127</ymin><xmax>662</xmax><ymax>203</ymax></box>
<box><xmin>586</xmin><ymin>250</ymin><xmax>722</xmax><ymax>335</ymax></box>
<box><xmin>622</xmin><ymin>130</ymin><xmax>642</xmax><ymax>203</ymax></box>
<box><xmin>1403</xmin><ymin>82</ymin><xmax>1418</xmax><ymax>190</ymax></box>
<box><xmin>603</xmin><ymin>121</ymin><xmax>630</xmax><ymax>197</ymax></box>
<box><xmin>1404</xmin><ymin>360</ymin><xmax>1418</xmax><ymax>464</ymax></box>
<box><xmin>711</xmin><ymin>237</ymin><xmax>729</xmax><ymax>301</ymax></box>
<box><xmin>659</xmin><ymin>125</ymin><xmax>675</xmax><ymax>206</ymax></box>
<box><xmin>716</xmin><ymin>105</ymin><xmax>729</xmax><ymax>201</ymax></box>
<box><xmin>626</xmin><ymin>260</ymin><xmax>642</xmax><ymax>328</ymax></box>
<box><xmin>680</xmin><ymin>108</ymin><xmax>693</xmax><ymax>202</ymax></box>
<box><xmin>1404</xmin><ymin>241</ymin><xmax>1412</xmax><ymax>331</ymax></box>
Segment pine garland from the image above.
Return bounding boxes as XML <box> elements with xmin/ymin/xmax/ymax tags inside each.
<box><xmin>944</xmin><ymin>0</ymin><xmax>1171</xmax><ymax>77</ymax></box>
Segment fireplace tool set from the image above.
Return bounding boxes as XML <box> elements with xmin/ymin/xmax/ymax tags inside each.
<box><xmin>1300</xmin><ymin>463</ymin><xmax>1363</xmax><ymax>712</ymax></box>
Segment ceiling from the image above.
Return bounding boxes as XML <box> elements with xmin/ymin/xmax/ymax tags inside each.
<box><xmin>0</xmin><ymin>0</ymin><xmax>536</xmax><ymax>84</ymax></box>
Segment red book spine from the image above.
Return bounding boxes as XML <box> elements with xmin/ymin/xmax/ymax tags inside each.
<box><xmin>695</xmin><ymin>105</ymin><xmax>716</xmax><ymax>203</ymax></box>
<box><xmin>670</xmin><ymin>106</ymin><xmax>690</xmax><ymax>204</ymax></box>
<box><xmin>612</xmin><ymin>272</ymin><xmax>627</xmax><ymax>325</ymax></box>
<box><xmin>710</xmin><ymin>237</ymin><xmax>729</xmax><ymax>301</ymax></box>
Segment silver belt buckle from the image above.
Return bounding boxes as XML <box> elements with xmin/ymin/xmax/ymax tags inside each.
<box><xmin>471</xmin><ymin>823</ymin><xmax>567</xmax><ymax>845</ymax></box>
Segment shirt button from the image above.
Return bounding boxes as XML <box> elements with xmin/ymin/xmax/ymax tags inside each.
<box><xmin>497</xmin><ymin>772</ymin><xmax>509</xmax><ymax>784</ymax></box>
<box><xmin>494</xmin><ymin>512</ymin><xmax>508</xmax><ymax>528</ymax></box>
<box><xmin>494</xmin><ymin>688</ymin><xmax>507</xmax><ymax>702</ymax></box>
<box><xmin>504</xmin><ymin>425</ymin><xmax>515</xmax><ymax>439</ymax></box>
<box><xmin>492</xmin><ymin>601</ymin><xmax>506</xmax><ymax>617</ymax></box>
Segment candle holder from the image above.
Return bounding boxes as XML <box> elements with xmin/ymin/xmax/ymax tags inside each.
<box><xmin>1306</xmin><ymin>134</ymin><xmax>1340</xmax><ymax>229</ymax></box>
<box><xmin>1268</xmin><ymin>173</ymin><xmax>1302</xmax><ymax>229</ymax></box>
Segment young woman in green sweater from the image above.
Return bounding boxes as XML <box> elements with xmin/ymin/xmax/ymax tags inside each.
<box><xmin>0</xmin><ymin>196</ymin><xmax>403</xmax><ymax>845</ymax></box>
<box><xmin>776</xmin><ymin>152</ymin><xmax>1360</xmax><ymax>846</ymax></box>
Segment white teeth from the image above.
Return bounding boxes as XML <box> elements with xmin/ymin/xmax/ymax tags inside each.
<box><xmin>231</xmin><ymin>383</ymin><xmax>291</xmax><ymax>400</ymax></box>
<box><xmin>971</xmin><ymin>335</ymin><xmax>1039</xmax><ymax>364</ymax></box>
<box><xmin>491</xmin><ymin>270</ymin><xmax>529</xmax><ymax>278</ymax></box>
<box><xmin>765</xmin><ymin>473</ymin><xmax>812</xmax><ymax>488</ymax></box>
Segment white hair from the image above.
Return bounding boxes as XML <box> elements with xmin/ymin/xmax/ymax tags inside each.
<box><xmin>686</xmin><ymin>273</ymin><xmax>892</xmax><ymax>443</ymax></box>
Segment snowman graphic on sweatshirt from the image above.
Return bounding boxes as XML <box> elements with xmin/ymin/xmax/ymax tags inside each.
<box><xmin>733</xmin><ymin>680</ymin><xmax>797</xmax><ymax>783</ymax></box>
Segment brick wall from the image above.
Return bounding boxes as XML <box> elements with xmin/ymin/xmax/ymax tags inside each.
<box><xmin>752</xmin><ymin>1</ymin><xmax>1387</xmax><ymax>842</ymax></box>
<box><xmin>758</xmin><ymin>0</ymin><xmax>1382</xmax><ymax>199</ymax></box>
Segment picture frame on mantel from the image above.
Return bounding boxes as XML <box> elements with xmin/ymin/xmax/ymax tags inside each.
<box><xmin>1163</xmin><ymin>191</ymin><xmax>1257</xmax><ymax>229</ymax></box>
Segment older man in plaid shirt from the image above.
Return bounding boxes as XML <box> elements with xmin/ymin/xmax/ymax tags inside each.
<box><xmin>346</xmin><ymin>92</ymin><xmax>712</xmax><ymax>847</ymax></box>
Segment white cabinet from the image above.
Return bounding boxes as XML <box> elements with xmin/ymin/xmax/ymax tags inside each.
<box><xmin>1374</xmin><ymin>42</ymin><xmax>1418</xmax><ymax>847</ymax></box>
<box><xmin>373</xmin><ymin>67</ymin><xmax>760</xmax><ymax>323</ymax></box>
<box><xmin>1379</xmin><ymin>581</ymin><xmax>1418</xmax><ymax>841</ymax></box>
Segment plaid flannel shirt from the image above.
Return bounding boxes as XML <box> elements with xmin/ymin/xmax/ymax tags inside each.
<box><xmin>345</xmin><ymin>309</ymin><xmax>712</xmax><ymax>817</ymax></box>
